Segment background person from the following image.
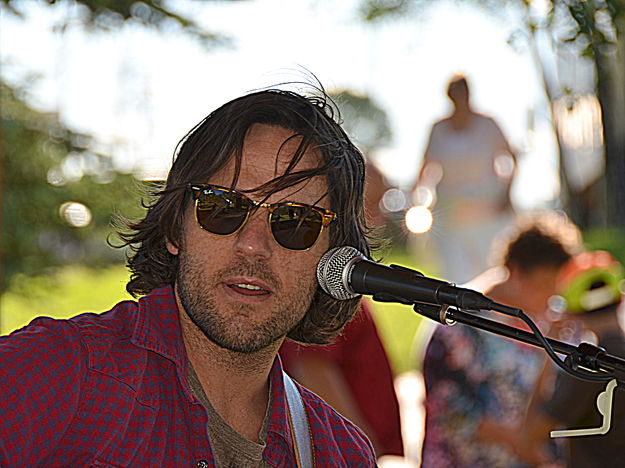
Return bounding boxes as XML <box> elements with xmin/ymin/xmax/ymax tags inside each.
<box><xmin>419</xmin><ymin>212</ymin><xmax>581</xmax><ymax>468</ymax></box>
<box><xmin>521</xmin><ymin>250</ymin><xmax>625</xmax><ymax>468</ymax></box>
<box><xmin>413</xmin><ymin>73</ymin><xmax>517</xmax><ymax>284</ymax></box>
<box><xmin>0</xmin><ymin>88</ymin><xmax>377</xmax><ymax>467</ymax></box>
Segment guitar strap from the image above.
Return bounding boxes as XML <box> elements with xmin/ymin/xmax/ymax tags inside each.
<box><xmin>283</xmin><ymin>371</ymin><xmax>314</xmax><ymax>468</ymax></box>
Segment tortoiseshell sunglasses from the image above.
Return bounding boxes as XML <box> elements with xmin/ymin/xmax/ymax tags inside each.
<box><xmin>188</xmin><ymin>184</ymin><xmax>336</xmax><ymax>251</ymax></box>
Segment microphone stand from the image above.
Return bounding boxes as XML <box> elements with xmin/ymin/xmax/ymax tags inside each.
<box><xmin>410</xmin><ymin>302</ymin><xmax>625</xmax><ymax>385</ymax></box>
<box><xmin>409</xmin><ymin>301</ymin><xmax>625</xmax><ymax>437</ymax></box>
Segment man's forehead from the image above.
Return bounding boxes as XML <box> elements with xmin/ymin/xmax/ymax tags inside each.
<box><xmin>205</xmin><ymin>124</ymin><xmax>327</xmax><ymax>196</ymax></box>
<box><xmin>220</xmin><ymin>124</ymin><xmax>322</xmax><ymax>180</ymax></box>
<box><xmin>245</xmin><ymin>124</ymin><xmax>321</xmax><ymax>167</ymax></box>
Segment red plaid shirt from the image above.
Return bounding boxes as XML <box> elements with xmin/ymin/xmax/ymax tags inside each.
<box><xmin>0</xmin><ymin>286</ymin><xmax>375</xmax><ymax>467</ymax></box>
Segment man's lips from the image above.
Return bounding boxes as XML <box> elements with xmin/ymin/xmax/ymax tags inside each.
<box><xmin>223</xmin><ymin>279</ymin><xmax>272</xmax><ymax>298</ymax></box>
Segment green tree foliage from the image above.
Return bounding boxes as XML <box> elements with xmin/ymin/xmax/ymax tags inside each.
<box><xmin>560</xmin><ymin>0</ymin><xmax>625</xmax><ymax>230</ymax></box>
<box><xmin>1</xmin><ymin>0</ymin><xmax>232</xmax><ymax>48</ymax></box>
<box><xmin>1</xmin><ymin>81</ymin><xmax>145</xmax><ymax>291</ymax></box>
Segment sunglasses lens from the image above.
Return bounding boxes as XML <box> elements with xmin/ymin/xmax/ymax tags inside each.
<box><xmin>270</xmin><ymin>205</ymin><xmax>324</xmax><ymax>250</ymax></box>
<box><xmin>196</xmin><ymin>189</ymin><xmax>249</xmax><ymax>235</ymax></box>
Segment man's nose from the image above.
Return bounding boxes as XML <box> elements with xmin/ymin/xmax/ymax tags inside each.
<box><xmin>232</xmin><ymin>209</ymin><xmax>273</xmax><ymax>259</ymax></box>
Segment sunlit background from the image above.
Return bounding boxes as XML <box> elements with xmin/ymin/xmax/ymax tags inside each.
<box><xmin>2</xmin><ymin>1</ymin><xmax>622</xmax><ymax>465</ymax></box>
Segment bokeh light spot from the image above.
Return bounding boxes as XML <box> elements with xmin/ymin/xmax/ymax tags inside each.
<box><xmin>405</xmin><ymin>205</ymin><xmax>433</xmax><ymax>234</ymax></box>
<box><xmin>381</xmin><ymin>188</ymin><xmax>407</xmax><ymax>212</ymax></box>
<box><xmin>59</xmin><ymin>202</ymin><xmax>92</xmax><ymax>228</ymax></box>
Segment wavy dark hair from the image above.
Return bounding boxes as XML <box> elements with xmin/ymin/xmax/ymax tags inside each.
<box><xmin>117</xmin><ymin>87</ymin><xmax>371</xmax><ymax>344</ymax></box>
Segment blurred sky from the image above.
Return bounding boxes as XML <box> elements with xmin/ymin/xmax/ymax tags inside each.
<box><xmin>1</xmin><ymin>0</ymin><xmax>560</xmax><ymax>210</ymax></box>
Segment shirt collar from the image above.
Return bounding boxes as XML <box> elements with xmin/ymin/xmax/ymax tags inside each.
<box><xmin>131</xmin><ymin>285</ymin><xmax>187</xmax><ymax>368</ymax></box>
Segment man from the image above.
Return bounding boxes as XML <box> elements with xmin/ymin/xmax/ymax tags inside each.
<box><xmin>521</xmin><ymin>250</ymin><xmax>625</xmax><ymax>468</ymax></box>
<box><xmin>413</xmin><ymin>74</ymin><xmax>517</xmax><ymax>284</ymax></box>
<box><xmin>420</xmin><ymin>212</ymin><xmax>581</xmax><ymax>468</ymax></box>
<box><xmin>0</xmin><ymin>89</ymin><xmax>376</xmax><ymax>466</ymax></box>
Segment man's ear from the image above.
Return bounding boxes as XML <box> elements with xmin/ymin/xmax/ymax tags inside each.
<box><xmin>166</xmin><ymin>238</ymin><xmax>179</xmax><ymax>256</ymax></box>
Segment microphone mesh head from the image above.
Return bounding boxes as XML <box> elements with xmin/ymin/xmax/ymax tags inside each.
<box><xmin>316</xmin><ymin>246</ymin><xmax>362</xmax><ymax>300</ymax></box>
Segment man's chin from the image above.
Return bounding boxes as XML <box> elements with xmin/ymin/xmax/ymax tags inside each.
<box><xmin>213</xmin><ymin>339</ymin><xmax>281</xmax><ymax>355</ymax></box>
<box><xmin>199</xmin><ymin>324</ymin><xmax>284</xmax><ymax>354</ymax></box>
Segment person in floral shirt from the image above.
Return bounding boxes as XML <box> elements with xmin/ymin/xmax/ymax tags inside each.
<box><xmin>420</xmin><ymin>212</ymin><xmax>581</xmax><ymax>468</ymax></box>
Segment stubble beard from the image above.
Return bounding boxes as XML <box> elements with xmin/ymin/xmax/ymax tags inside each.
<box><xmin>176</xmin><ymin>250</ymin><xmax>317</xmax><ymax>354</ymax></box>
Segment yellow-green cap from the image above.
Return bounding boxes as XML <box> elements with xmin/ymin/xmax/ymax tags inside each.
<box><xmin>557</xmin><ymin>251</ymin><xmax>624</xmax><ymax>314</ymax></box>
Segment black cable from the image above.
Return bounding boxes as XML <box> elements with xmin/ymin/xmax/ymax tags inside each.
<box><xmin>512</xmin><ymin>307</ymin><xmax>612</xmax><ymax>383</ymax></box>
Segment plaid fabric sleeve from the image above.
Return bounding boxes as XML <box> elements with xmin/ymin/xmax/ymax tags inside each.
<box><xmin>0</xmin><ymin>317</ymin><xmax>85</xmax><ymax>466</ymax></box>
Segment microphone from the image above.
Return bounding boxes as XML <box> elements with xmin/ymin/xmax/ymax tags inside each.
<box><xmin>317</xmin><ymin>246</ymin><xmax>520</xmax><ymax>316</ymax></box>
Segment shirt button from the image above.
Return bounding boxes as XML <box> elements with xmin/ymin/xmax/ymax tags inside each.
<box><xmin>197</xmin><ymin>460</ymin><xmax>208</xmax><ymax>468</ymax></box>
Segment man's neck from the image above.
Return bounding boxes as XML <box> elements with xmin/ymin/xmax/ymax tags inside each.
<box><xmin>178</xmin><ymin>305</ymin><xmax>281</xmax><ymax>442</ymax></box>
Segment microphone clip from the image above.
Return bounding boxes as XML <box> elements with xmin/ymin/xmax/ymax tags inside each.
<box><xmin>551</xmin><ymin>379</ymin><xmax>618</xmax><ymax>438</ymax></box>
<box><xmin>413</xmin><ymin>303</ymin><xmax>456</xmax><ymax>326</ymax></box>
